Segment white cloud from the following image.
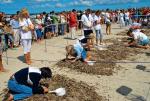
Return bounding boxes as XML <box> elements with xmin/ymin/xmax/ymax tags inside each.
<box><xmin>68</xmin><ymin>0</ymin><xmax>139</xmax><ymax>7</ymax></box>
<box><xmin>93</xmin><ymin>0</ymin><xmax>140</xmax><ymax>5</ymax></box>
<box><xmin>0</xmin><ymin>0</ymin><xmax>13</xmax><ymax>3</ymax></box>
<box><xmin>36</xmin><ymin>4</ymin><xmax>52</xmax><ymax>8</ymax></box>
<box><xmin>55</xmin><ymin>3</ymin><xmax>65</xmax><ymax>7</ymax></box>
<box><xmin>80</xmin><ymin>0</ymin><xmax>93</xmax><ymax>6</ymax></box>
<box><xmin>35</xmin><ymin>0</ymin><xmax>59</xmax><ymax>2</ymax></box>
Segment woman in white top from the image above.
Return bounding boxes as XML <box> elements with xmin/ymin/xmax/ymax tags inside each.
<box><xmin>119</xmin><ymin>10</ymin><xmax>125</xmax><ymax>28</ymax></box>
<box><xmin>19</xmin><ymin>8</ymin><xmax>34</xmax><ymax>65</ymax></box>
<box><xmin>94</xmin><ymin>10</ymin><xmax>103</xmax><ymax>45</ymax></box>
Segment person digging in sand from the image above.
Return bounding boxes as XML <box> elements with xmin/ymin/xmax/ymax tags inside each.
<box><xmin>125</xmin><ymin>29</ymin><xmax>149</xmax><ymax>49</ymax></box>
<box><xmin>4</xmin><ymin>67</ymin><xmax>52</xmax><ymax>101</ymax></box>
<box><xmin>66</xmin><ymin>43</ymin><xmax>92</xmax><ymax>63</ymax></box>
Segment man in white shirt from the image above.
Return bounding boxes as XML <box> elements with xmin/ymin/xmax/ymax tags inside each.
<box><xmin>81</xmin><ymin>9</ymin><xmax>93</xmax><ymax>38</ymax></box>
<box><xmin>10</xmin><ymin>15</ymin><xmax>20</xmax><ymax>47</ymax></box>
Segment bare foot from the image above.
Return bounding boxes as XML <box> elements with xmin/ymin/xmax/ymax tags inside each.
<box><xmin>7</xmin><ymin>94</ymin><xmax>13</xmax><ymax>101</ymax></box>
<box><xmin>2</xmin><ymin>93</ymin><xmax>13</xmax><ymax>101</ymax></box>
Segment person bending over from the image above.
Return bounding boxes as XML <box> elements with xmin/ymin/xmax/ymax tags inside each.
<box><xmin>126</xmin><ymin>29</ymin><xmax>149</xmax><ymax>49</ymax></box>
<box><xmin>66</xmin><ymin>44</ymin><xmax>91</xmax><ymax>63</ymax></box>
<box><xmin>5</xmin><ymin>67</ymin><xmax>52</xmax><ymax>101</ymax></box>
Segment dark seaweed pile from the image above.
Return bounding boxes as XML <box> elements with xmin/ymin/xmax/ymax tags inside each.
<box><xmin>57</xmin><ymin>39</ymin><xmax>144</xmax><ymax>76</ymax></box>
<box><xmin>23</xmin><ymin>75</ymin><xmax>105</xmax><ymax>101</ymax></box>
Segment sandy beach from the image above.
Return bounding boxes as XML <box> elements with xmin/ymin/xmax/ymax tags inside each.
<box><xmin>0</xmin><ymin>23</ymin><xmax>150</xmax><ymax>101</ymax></box>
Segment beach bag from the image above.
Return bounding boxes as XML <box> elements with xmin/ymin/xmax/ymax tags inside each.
<box><xmin>85</xmin><ymin>21</ymin><xmax>92</xmax><ymax>27</ymax></box>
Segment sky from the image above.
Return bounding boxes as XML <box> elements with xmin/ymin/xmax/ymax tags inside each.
<box><xmin>0</xmin><ymin>0</ymin><xmax>150</xmax><ymax>14</ymax></box>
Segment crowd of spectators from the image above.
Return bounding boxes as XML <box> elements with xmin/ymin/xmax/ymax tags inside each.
<box><xmin>0</xmin><ymin>7</ymin><xmax>149</xmax><ymax>68</ymax></box>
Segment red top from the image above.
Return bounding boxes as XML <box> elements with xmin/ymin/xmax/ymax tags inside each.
<box><xmin>68</xmin><ymin>12</ymin><xmax>77</xmax><ymax>27</ymax></box>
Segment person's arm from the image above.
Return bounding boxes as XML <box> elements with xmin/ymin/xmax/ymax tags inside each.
<box><xmin>29</xmin><ymin>73</ymin><xmax>47</xmax><ymax>94</ymax></box>
<box><xmin>71</xmin><ymin>46</ymin><xmax>82</xmax><ymax>62</ymax></box>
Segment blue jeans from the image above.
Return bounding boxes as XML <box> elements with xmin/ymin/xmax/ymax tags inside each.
<box><xmin>81</xmin><ymin>49</ymin><xmax>87</xmax><ymax>61</ymax></box>
<box><xmin>59</xmin><ymin>24</ymin><xmax>65</xmax><ymax>35</ymax></box>
<box><xmin>138</xmin><ymin>39</ymin><xmax>149</xmax><ymax>46</ymax></box>
<box><xmin>51</xmin><ymin>25</ymin><xmax>56</xmax><ymax>33</ymax></box>
<box><xmin>8</xmin><ymin>79</ymin><xmax>33</xmax><ymax>101</ymax></box>
<box><xmin>36</xmin><ymin>29</ymin><xmax>43</xmax><ymax>39</ymax></box>
<box><xmin>95</xmin><ymin>30</ymin><xmax>103</xmax><ymax>40</ymax></box>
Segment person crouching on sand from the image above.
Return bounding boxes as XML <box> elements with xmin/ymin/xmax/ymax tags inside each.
<box><xmin>125</xmin><ymin>29</ymin><xmax>149</xmax><ymax>49</ymax></box>
<box><xmin>66</xmin><ymin>43</ymin><xmax>91</xmax><ymax>63</ymax></box>
<box><xmin>4</xmin><ymin>67</ymin><xmax>52</xmax><ymax>101</ymax></box>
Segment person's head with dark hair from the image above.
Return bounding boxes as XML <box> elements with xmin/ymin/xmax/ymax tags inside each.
<box><xmin>127</xmin><ymin>28</ymin><xmax>133</xmax><ymax>37</ymax></box>
<box><xmin>95</xmin><ymin>10</ymin><xmax>100</xmax><ymax>16</ymax></box>
<box><xmin>40</xmin><ymin>67</ymin><xmax>52</xmax><ymax>79</ymax></box>
<box><xmin>106</xmin><ymin>9</ymin><xmax>109</xmax><ymax>12</ymax></box>
<box><xmin>16</xmin><ymin>11</ymin><xmax>20</xmax><ymax>15</ymax></box>
<box><xmin>43</xmin><ymin>11</ymin><xmax>46</xmax><ymax>15</ymax></box>
<box><xmin>86</xmin><ymin>9</ymin><xmax>91</xmax><ymax>15</ymax></box>
<box><xmin>72</xmin><ymin>9</ymin><xmax>76</xmax><ymax>12</ymax></box>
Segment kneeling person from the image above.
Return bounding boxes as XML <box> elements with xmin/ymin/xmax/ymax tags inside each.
<box><xmin>6</xmin><ymin>67</ymin><xmax>52</xmax><ymax>101</ymax></box>
<box><xmin>66</xmin><ymin>44</ymin><xmax>91</xmax><ymax>63</ymax></box>
<box><xmin>126</xmin><ymin>29</ymin><xmax>149</xmax><ymax>49</ymax></box>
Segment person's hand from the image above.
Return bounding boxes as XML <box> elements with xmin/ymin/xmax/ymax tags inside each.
<box><xmin>71</xmin><ymin>59</ymin><xmax>76</xmax><ymax>63</ymax></box>
<box><xmin>124</xmin><ymin>44</ymin><xmax>129</xmax><ymax>47</ymax></box>
<box><xmin>42</xmin><ymin>86</ymin><xmax>49</xmax><ymax>93</ymax></box>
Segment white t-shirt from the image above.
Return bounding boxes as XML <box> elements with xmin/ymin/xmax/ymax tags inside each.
<box><xmin>10</xmin><ymin>19</ymin><xmax>19</xmax><ymax>29</ymax></box>
<box><xmin>81</xmin><ymin>14</ymin><xmax>93</xmax><ymax>30</ymax></box>
<box><xmin>131</xmin><ymin>22</ymin><xmax>141</xmax><ymax>27</ymax></box>
<box><xmin>59</xmin><ymin>15</ymin><xmax>66</xmax><ymax>23</ymax></box>
<box><xmin>119</xmin><ymin>13</ymin><xmax>124</xmax><ymax>20</ymax></box>
<box><xmin>133</xmin><ymin>31</ymin><xmax>148</xmax><ymax>41</ymax></box>
<box><xmin>19</xmin><ymin>18</ymin><xmax>32</xmax><ymax>39</ymax></box>
<box><xmin>105</xmin><ymin>12</ymin><xmax>110</xmax><ymax>22</ymax></box>
<box><xmin>124</xmin><ymin>12</ymin><xmax>129</xmax><ymax>20</ymax></box>
<box><xmin>94</xmin><ymin>15</ymin><xmax>101</xmax><ymax>30</ymax></box>
<box><xmin>34</xmin><ymin>19</ymin><xmax>42</xmax><ymax>29</ymax></box>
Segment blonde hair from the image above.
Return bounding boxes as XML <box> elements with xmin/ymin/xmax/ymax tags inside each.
<box><xmin>19</xmin><ymin>8</ymin><xmax>29</xmax><ymax>22</ymax></box>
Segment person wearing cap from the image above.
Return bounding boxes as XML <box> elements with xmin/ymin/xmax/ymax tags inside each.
<box><xmin>0</xmin><ymin>22</ymin><xmax>6</xmax><ymax>72</ymax></box>
<box><xmin>126</xmin><ymin>29</ymin><xmax>149</xmax><ymax>49</ymax></box>
<box><xmin>5</xmin><ymin>67</ymin><xmax>52</xmax><ymax>101</ymax></box>
<box><xmin>19</xmin><ymin>8</ymin><xmax>34</xmax><ymax>65</ymax></box>
<box><xmin>81</xmin><ymin>9</ymin><xmax>93</xmax><ymax>37</ymax></box>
